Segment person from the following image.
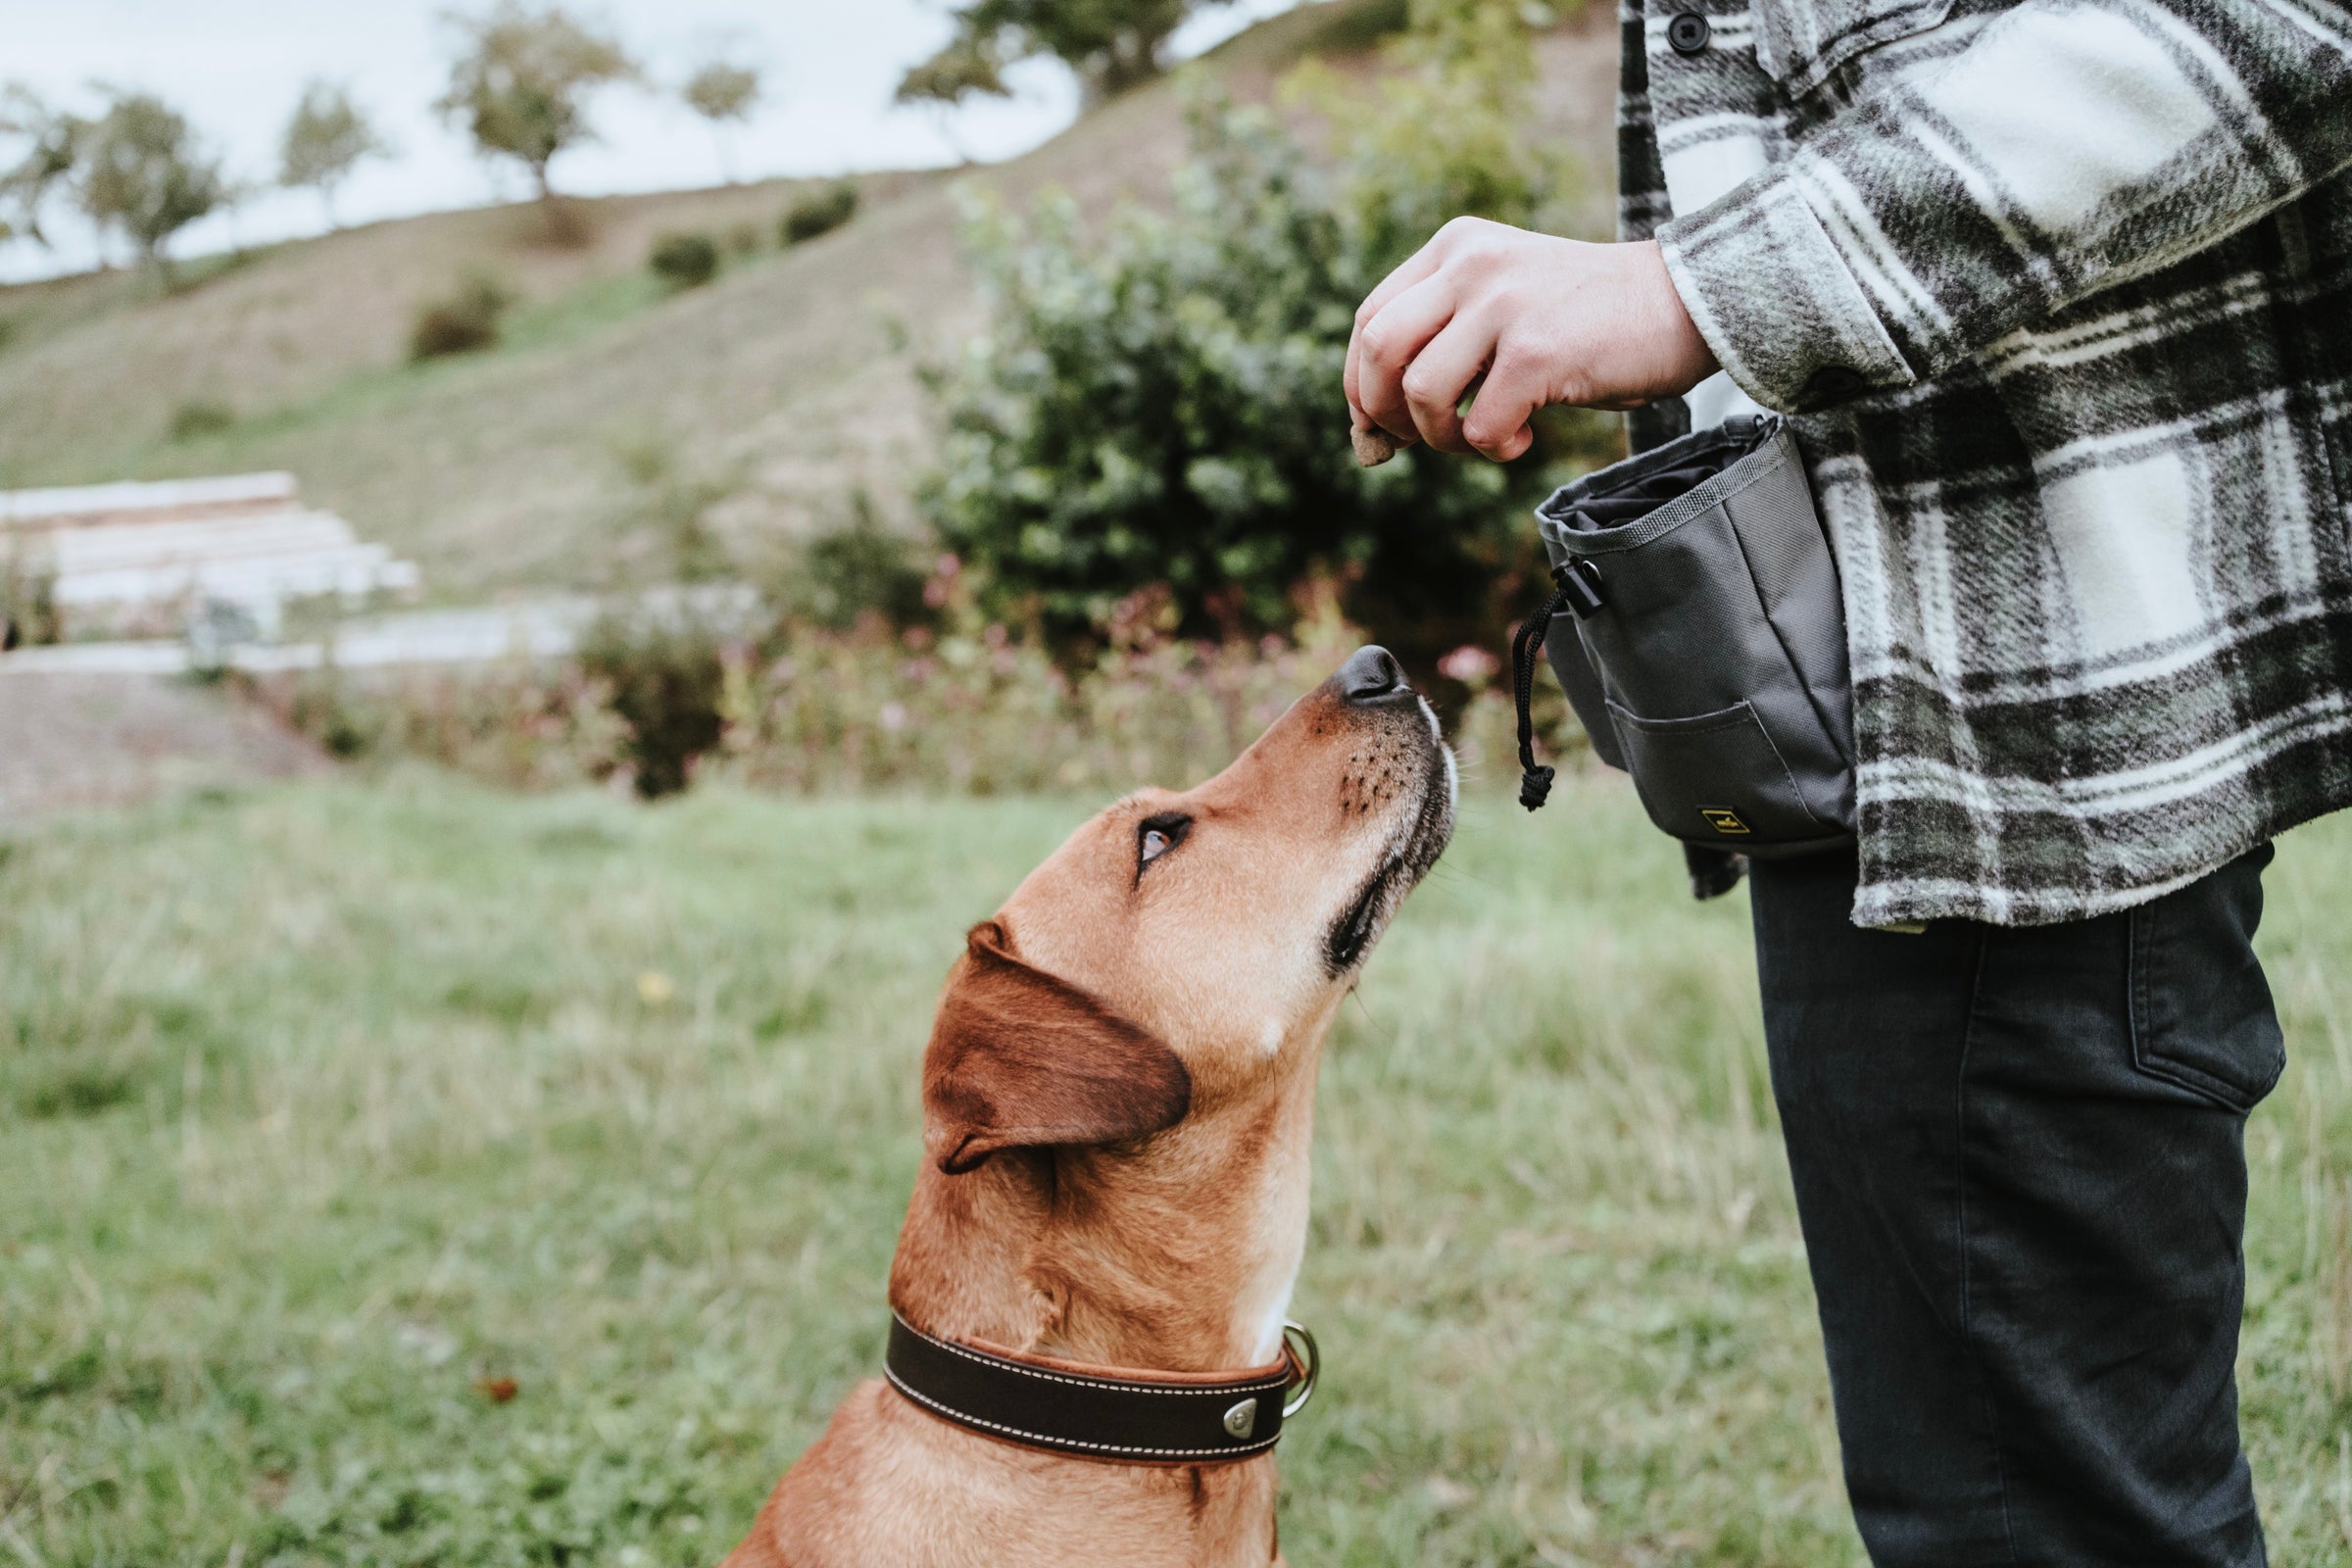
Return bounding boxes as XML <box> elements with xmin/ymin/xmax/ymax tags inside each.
<box><xmin>1346</xmin><ymin>3</ymin><xmax>2352</xmax><ymax>1563</ymax></box>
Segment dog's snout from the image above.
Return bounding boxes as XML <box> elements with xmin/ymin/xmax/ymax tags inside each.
<box><xmin>1336</xmin><ymin>646</ymin><xmax>1409</xmax><ymax>704</ymax></box>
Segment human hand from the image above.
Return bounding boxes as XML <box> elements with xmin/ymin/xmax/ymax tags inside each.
<box><xmin>1345</xmin><ymin>220</ymin><xmax>1719</xmax><ymax>463</ymax></box>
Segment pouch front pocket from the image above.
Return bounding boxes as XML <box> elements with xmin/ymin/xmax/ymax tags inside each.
<box><xmin>1606</xmin><ymin>699</ymin><xmax>1825</xmax><ymax>847</ymax></box>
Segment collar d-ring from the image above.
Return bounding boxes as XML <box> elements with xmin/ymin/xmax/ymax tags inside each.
<box><xmin>1281</xmin><ymin>1320</ymin><xmax>1320</xmax><ymax>1418</ymax></box>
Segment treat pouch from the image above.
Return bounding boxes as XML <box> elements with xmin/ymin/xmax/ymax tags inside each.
<box><xmin>1524</xmin><ymin>415</ymin><xmax>1855</xmax><ymax>858</ymax></box>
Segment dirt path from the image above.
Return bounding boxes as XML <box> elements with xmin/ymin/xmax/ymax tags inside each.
<box><xmin>0</xmin><ymin>672</ymin><xmax>328</xmax><ymax>820</ymax></box>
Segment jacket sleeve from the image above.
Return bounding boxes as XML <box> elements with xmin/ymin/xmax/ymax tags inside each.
<box><xmin>1654</xmin><ymin>0</ymin><xmax>2352</xmax><ymax>413</ymax></box>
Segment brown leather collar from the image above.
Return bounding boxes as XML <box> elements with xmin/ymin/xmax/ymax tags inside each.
<box><xmin>883</xmin><ymin>1312</ymin><xmax>1319</xmax><ymax>1465</ymax></box>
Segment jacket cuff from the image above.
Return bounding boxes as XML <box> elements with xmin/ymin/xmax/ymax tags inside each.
<box><xmin>1655</xmin><ymin>165</ymin><xmax>1917</xmax><ymax>415</ymax></box>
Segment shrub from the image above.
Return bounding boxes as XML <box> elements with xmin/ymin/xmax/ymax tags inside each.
<box><xmin>919</xmin><ymin>13</ymin><xmax>1615</xmax><ymax>673</ymax></box>
<box><xmin>254</xmin><ymin>611</ymin><xmax>1587</xmax><ymax>801</ymax></box>
<box><xmin>1301</xmin><ymin>0</ymin><xmax>1413</xmax><ymax>53</ymax></box>
<box><xmin>576</xmin><ymin>608</ymin><xmax>732</xmax><ymax>799</ymax></box>
<box><xmin>409</xmin><ymin>272</ymin><xmax>514</xmax><ymax>360</ymax></box>
<box><xmin>524</xmin><ymin>195</ymin><xmax>599</xmax><ymax>249</ymax></box>
<box><xmin>0</xmin><ymin>547</ymin><xmax>60</xmax><ymax>649</ymax></box>
<box><xmin>255</xmin><ymin>662</ymin><xmax>626</xmax><ymax>789</ymax></box>
<box><xmin>168</xmin><ymin>398</ymin><xmax>234</xmax><ymax>441</ymax></box>
<box><xmin>781</xmin><ymin>181</ymin><xmax>858</xmax><ymax>246</ymax></box>
<box><xmin>648</xmin><ymin>229</ymin><xmax>718</xmax><ymax>288</ymax></box>
<box><xmin>774</xmin><ymin>499</ymin><xmax>934</xmax><ymax>632</ymax></box>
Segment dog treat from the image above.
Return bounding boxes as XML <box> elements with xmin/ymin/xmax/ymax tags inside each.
<box><xmin>1351</xmin><ymin>424</ymin><xmax>1399</xmax><ymax>467</ymax></box>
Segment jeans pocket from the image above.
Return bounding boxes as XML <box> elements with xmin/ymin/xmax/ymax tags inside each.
<box><xmin>2128</xmin><ymin>846</ymin><xmax>2286</xmax><ymax>1113</ymax></box>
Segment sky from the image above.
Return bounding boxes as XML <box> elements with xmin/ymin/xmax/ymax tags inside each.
<box><xmin>0</xmin><ymin>0</ymin><xmax>1306</xmax><ymax>282</ymax></box>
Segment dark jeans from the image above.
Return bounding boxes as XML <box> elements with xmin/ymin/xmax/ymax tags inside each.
<box><xmin>1749</xmin><ymin>845</ymin><xmax>2285</xmax><ymax>1567</ymax></box>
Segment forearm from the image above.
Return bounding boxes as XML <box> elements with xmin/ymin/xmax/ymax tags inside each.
<box><xmin>1660</xmin><ymin>0</ymin><xmax>2352</xmax><ymax>411</ymax></box>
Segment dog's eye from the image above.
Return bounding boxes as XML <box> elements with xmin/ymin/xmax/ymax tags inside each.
<box><xmin>1137</xmin><ymin>813</ymin><xmax>1191</xmax><ymax>872</ymax></box>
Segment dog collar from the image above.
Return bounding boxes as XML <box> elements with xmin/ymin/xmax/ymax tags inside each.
<box><xmin>883</xmin><ymin>1311</ymin><xmax>1319</xmax><ymax>1464</ymax></box>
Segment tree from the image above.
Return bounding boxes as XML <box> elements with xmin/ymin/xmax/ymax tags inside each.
<box><xmin>278</xmin><ymin>80</ymin><xmax>392</xmax><ymax>227</ymax></box>
<box><xmin>0</xmin><ymin>85</ymin><xmax>83</xmax><ymax>250</ymax></box>
<box><xmin>74</xmin><ymin>90</ymin><xmax>227</xmax><ymax>274</ymax></box>
<box><xmin>898</xmin><ymin>0</ymin><xmax>1235</xmax><ymax>112</ymax></box>
<box><xmin>894</xmin><ymin>30</ymin><xmax>1005</xmax><ymax>109</ymax></box>
<box><xmin>435</xmin><ymin>3</ymin><xmax>636</xmax><ymax>205</ymax></box>
<box><xmin>680</xmin><ymin>59</ymin><xmax>760</xmax><ymax>184</ymax></box>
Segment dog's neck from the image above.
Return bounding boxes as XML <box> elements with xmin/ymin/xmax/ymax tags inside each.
<box><xmin>889</xmin><ymin>1035</ymin><xmax>1325</xmax><ymax>1374</ymax></box>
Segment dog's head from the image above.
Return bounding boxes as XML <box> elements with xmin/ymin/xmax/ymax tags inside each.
<box><xmin>923</xmin><ymin>646</ymin><xmax>1455</xmax><ymax>1175</ymax></box>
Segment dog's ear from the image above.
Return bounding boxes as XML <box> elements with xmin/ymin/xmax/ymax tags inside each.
<box><xmin>922</xmin><ymin>920</ymin><xmax>1191</xmax><ymax>1176</ymax></box>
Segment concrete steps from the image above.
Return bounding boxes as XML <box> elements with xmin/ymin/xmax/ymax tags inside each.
<box><xmin>2</xmin><ymin>471</ymin><xmax>419</xmax><ymax>640</ymax></box>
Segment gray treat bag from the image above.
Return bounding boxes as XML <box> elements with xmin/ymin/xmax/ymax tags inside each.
<box><xmin>1512</xmin><ymin>414</ymin><xmax>1855</xmax><ymax>858</ymax></box>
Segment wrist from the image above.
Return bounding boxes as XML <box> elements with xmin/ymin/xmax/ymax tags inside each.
<box><xmin>1636</xmin><ymin>239</ymin><xmax>1719</xmax><ymax>399</ymax></box>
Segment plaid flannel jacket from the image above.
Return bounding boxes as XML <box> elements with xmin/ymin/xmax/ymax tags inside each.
<box><xmin>1620</xmin><ymin>0</ymin><xmax>2352</xmax><ymax>924</ymax></box>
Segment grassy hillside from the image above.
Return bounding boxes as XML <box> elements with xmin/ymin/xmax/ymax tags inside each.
<box><xmin>0</xmin><ymin>2</ymin><xmax>1616</xmax><ymax>602</ymax></box>
<box><xmin>5</xmin><ymin>771</ymin><xmax>2352</xmax><ymax>1564</ymax></box>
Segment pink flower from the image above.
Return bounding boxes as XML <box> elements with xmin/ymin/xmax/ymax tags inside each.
<box><xmin>1437</xmin><ymin>644</ymin><xmax>1500</xmax><ymax>683</ymax></box>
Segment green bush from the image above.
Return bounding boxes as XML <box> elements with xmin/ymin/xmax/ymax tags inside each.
<box><xmin>781</xmin><ymin>180</ymin><xmax>858</xmax><ymax>246</ymax></box>
<box><xmin>576</xmin><ymin>608</ymin><xmax>731</xmax><ymax>799</ymax></box>
<box><xmin>258</xmin><ymin>614</ymin><xmax>1585</xmax><ymax>801</ymax></box>
<box><xmin>0</xmin><ymin>548</ymin><xmax>60</xmax><ymax>649</ymax></box>
<box><xmin>168</xmin><ymin>398</ymin><xmax>234</xmax><ymax>441</ymax></box>
<box><xmin>1300</xmin><ymin>0</ymin><xmax>1414</xmax><ymax>53</ymax></box>
<box><xmin>919</xmin><ymin>9</ymin><xmax>1614</xmax><ymax>671</ymax></box>
<box><xmin>774</xmin><ymin>499</ymin><xmax>934</xmax><ymax>632</ymax></box>
<box><xmin>647</xmin><ymin>229</ymin><xmax>719</xmax><ymax>288</ymax></box>
<box><xmin>409</xmin><ymin>272</ymin><xmax>514</xmax><ymax>360</ymax></box>
<box><xmin>262</xmin><ymin>662</ymin><xmax>625</xmax><ymax>787</ymax></box>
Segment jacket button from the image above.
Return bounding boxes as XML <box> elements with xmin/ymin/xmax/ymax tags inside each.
<box><xmin>1668</xmin><ymin>11</ymin><xmax>1711</xmax><ymax>53</ymax></box>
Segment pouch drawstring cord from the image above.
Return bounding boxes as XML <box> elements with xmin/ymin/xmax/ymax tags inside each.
<box><xmin>1510</xmin><ymin>558</ymin><xmax>1607</xmax><ymax>812</ymax></box>
<box><xmin>1510</xmin><ymin>577</ymin><xmax>1574</xmax><ymax>811</ymax></box>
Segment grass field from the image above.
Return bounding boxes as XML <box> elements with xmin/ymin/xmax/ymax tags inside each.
<box><xmin>6</xmin><ymin>770</ymin><xmax>2352</xmax><ymax>1566</ymax></box>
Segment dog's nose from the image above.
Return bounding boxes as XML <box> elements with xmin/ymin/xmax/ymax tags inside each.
<box><xmin>1336</xmin><ymin>645</ymin><xmax>1409</xmax><ymax>703</ymax></box>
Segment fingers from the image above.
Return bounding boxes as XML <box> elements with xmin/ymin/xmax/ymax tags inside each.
<box><xmin>1398</xmin><ymin>313</ymin><xmax>1494</xmax><ymax>454</ymax></box>
<box><xmin>1352</xmin><ymin>235</ymin><xmax>1448</xmax><ymax>340</ymax></box>
<box><xmin>1352</xmin><ymin>272</ymin><xmax>1460</xmax><ymax>443</ymax></box>
<box><xmin>1347</xmin><ymin>219</ymin><xmax>1694</xmax><ymax>463</ymax></box>
<box><xmin>1460</xmin><ymin>350</ymin><xmax>1547</xmax><ymax>462</ymax></box>
<box><xmin>1345</xmin><ymin>239</ymin><xmax>1447</xmax><ymax>435</ymax></box>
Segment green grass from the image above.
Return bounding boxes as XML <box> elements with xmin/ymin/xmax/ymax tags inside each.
<box><xmin>5</xmin><ymin>772</ymin><xmax>2352</xmax><ymax>1565</ymax></box>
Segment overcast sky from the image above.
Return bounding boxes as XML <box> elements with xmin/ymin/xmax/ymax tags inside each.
<box><xmin>0</xmin><ymin>0</ymin><xmax>1305</xmax><ymax>282</ymax></box>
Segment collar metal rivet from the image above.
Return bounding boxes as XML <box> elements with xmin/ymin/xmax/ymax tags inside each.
<box><xmin>1222</xmin><ymin>1397</ymin><xmax>1258</xmax><ymax>1439</ymax></box>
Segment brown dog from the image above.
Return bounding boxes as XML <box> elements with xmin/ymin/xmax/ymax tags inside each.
<box><xmin>722</xmin><ymin>646</ymin><xmax>1455</xmax><ymax>1568</ymax></box>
